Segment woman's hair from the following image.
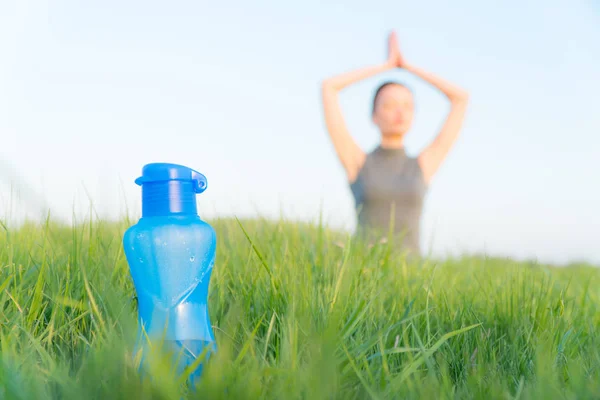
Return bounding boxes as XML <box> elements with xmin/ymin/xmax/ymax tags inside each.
<box><xmin>372</xmin><ymin>81</ymin><xmax>413</xmax><ymax>115</ymax></box>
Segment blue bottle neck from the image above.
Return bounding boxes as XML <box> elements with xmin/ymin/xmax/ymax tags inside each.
<box><xmin>141</xmin><ymin>181</ymin><xmax>198</xmax><ymax>217</ymax></box>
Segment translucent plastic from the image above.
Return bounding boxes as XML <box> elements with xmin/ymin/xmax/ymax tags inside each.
<box><xmin>123</xmin><ymin>214</ymin><xmax>216</xmax><ymax>383</ymax></box>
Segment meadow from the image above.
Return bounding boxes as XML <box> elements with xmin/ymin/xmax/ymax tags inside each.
<box><xmin>0</xmin><ymin>215</ymin><xmax>598</xmax><ymax>399</ymax></box>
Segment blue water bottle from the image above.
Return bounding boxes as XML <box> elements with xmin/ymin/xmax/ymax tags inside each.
<box><xmin>123</xmin><ymin>163</ymin><xmax>217</xmax><ymax>384</ymax></box>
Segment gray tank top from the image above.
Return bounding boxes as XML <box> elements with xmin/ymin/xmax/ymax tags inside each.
<box><xmin>350</xmin><ymin>146</ymin><xmax>428</xmax><ymax>255</ymax></box>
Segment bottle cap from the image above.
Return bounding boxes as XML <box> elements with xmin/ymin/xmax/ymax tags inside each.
<box><xmin>135</xmin><ymin>163</ymin><xmax>207</xmax><ymax>217</ymax></box>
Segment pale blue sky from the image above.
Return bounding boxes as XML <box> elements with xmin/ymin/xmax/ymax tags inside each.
<box><xmin>0</xmin><ymin>0</ymin><xmax>599</xmax><ymax>264</ymax></box>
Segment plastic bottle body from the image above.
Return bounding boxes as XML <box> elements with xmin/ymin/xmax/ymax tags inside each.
<box><xmin>123</xmin><ymin>214</ymin><xmax>216</xmax><ymax>382</ymax></box>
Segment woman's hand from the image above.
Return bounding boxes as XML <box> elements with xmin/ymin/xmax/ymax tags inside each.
<box><xmin>387</xmin><ymin>31</ymin><xmax>406</xmax><ymax>68</ymax></box>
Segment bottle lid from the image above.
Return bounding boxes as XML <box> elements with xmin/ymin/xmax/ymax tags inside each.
<box><xmin>135</xmin><ymin>163</ymin><xmax>207</xmax><ymax>217</ymax></box>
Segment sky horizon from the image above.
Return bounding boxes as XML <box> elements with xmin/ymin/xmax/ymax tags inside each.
<box><xmin>1</xmin><ymin>0</ymin><xmax>599</xmax><ymax>266</ymax></box>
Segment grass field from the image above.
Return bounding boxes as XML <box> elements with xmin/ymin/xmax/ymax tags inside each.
<box><xmin>0</xmin><ymin>215</ymin><xmax>598</xmax><ymax>399</ymax></box>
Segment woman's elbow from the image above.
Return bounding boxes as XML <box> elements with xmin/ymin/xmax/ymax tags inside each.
<box><xmin>449</xmin><ymin>90</ymin><xmax>469</xmax><ymax>107</ymax></box>
<box><xmin>456</xmin><ymin>89</ymin><xmax>470</xmax><ymax>103</ymax></box>
<box><xmin>321</xmin><ymin>80</ymin><xmax>333</xmax><ymax>93</ymax></box>
<box><xmin>322</xmin><ymin>78</ymin><xmax>343</xmax><ymax>94</ymax></box>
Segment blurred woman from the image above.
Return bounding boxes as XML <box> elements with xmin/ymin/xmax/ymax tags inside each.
<box><xmin>321</xmin><ymin>31</ymin><xmax>469</xmax><ymax>256</ymax></box>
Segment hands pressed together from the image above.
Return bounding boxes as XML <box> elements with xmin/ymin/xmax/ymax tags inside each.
<box><xmin>386</xmin><ymin>31</ymin><xmax>406</xmax><ymax>69</ymax></box>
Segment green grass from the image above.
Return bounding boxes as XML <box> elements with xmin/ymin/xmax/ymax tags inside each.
<box><xmin>0</xmin><ymin>215</ymin><xmax>599</xmax><ymax>399</ymax></box>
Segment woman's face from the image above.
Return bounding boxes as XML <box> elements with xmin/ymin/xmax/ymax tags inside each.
<box><xmin>372</xmin><ymin>84</ymin><xmax>414</xmax><ymax>137</ymax></box>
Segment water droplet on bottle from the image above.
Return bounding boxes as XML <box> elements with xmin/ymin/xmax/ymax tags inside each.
<box><xmin>138</xmin><ymin>257</ymin><xmax>144</xmax><ymax>263</ymax></box>
<box><xmin>163</xmin><ymin>241</ymin><xmax>168</xmax><ymax>246</ymax></box>
<box><xmin>190</xmin><ymin>256</ymin><xmax>195</xmax><ymax>262</ymax></box>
